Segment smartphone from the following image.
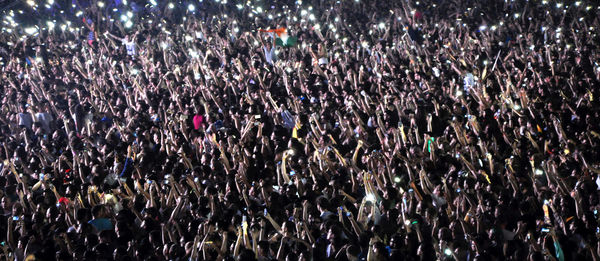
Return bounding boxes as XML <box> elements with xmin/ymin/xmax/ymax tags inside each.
<box><xmin>39</xmin><ymin>174</ymin><xmax>44</xmax><ymax>180</ymax></box>
<box><xmin>541</xmin><ymin>228</ymin><xmax>550</xmax><ymax>233</ymax></box>
<box><xmin>147</xmin><ymin>180</ymin><xmax>153</xmax><ymax>184</ymax></box>
<box><xmin>456</xmin><ymin>188</ymin><xmax>461</xmax><ymax>193</ymax></box>
<box><xmin>12</xmin><ymin>216</ymin><xmax>19</xmax><ymax>221</ymax></box>
<box><xmin>290</xmin><ymin>170</ymin><xmax>296</xmax><ymax>176</ymax></box>
<box><xmin>263</xmin><ymin>208</ymin><xmax>268</xmax><ymax>216</ymax></box>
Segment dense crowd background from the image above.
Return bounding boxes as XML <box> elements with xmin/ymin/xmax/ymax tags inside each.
<box><xmin>0</xmin><ymin>0</ymin><xmax>599</xmax><ymax>260</ymax></box>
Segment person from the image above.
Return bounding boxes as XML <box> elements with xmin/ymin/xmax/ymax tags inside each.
<box><xmin>88</xmin><ymin>205</ymin><xmax>113</xmax><ymax>233</ymax></box>
<box><xmin>106</xmin><ymin>32</ymin><xmax>138</xmax><ymax>57</ymax></box>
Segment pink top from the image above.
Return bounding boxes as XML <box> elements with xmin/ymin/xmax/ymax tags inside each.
<box><xmin>193</xmin><ymin>115</ymin><xmax>204</xmax><ymax>130</ymax></box>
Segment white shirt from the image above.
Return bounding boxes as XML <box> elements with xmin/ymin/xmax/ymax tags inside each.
<box><xmin>34</xmin><ymin>112</ymin><xmax>54</xmax><ymax>132</ymax></box>
<box><xmin>123</xmin><ymin>40</ymin><xmax>136</xmax><ymax>56</ymax></box>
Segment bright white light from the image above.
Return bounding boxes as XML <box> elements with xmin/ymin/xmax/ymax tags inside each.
<box><xmin>124</xmin><ymin>20</ymin><xmax>133</xmax><ymax>28</ymax></box>
<box><xmin>76</xmin><ymin>11</ymin><xmax>83</xmax><ymax>17</ymax></box>
<box><xmin>535</xmin><ymin>169</ymin><xmax>544</xmax><ymax>175</ymax></box>
<box><xmin>514</xmin><ymin>104</ymin><xmax>521</xmax><ymax>111</ymax></box>
<box><xmin>131</xmin><ymin>68</ymin><xmax>139</xmax><ymax>75</ymax></box>
<box><xmin>479</xmin><ymin>25</ymin><xmax>487</xmax><ymax>31</ymax></box>
<box><xmin>161</xmin><ymin>42</ymin><xmax>168</xmax><ymax>49</ymax></box>
<box><xmin>233</xmin><ymin>27</ymin><xmax>239</xmax><ymax>33</ymax></box>
<box><xmin>514</xmin><ymin>13</ymin><xmax>520</xmax><ymax>18</ymax></box>
<box><xmin>24</xmin><ymin>27</ymin><xmax>37</xmax><ymax>35</ymax></box>
<box><xmin>60</xmin><ymin>24</ymin><xmax>67</xmax><ymax>30</ymax></box>
<box><xmin>300</xmin><ymin>10</ymin><xmax>307</xmax><ymax>16</ymax></box>
<box><xmin>97</xmin><ymin>1</ymin><xmax>104</xmax><ymax>7</ymax></box>
<box><xmin>256</xmin><ymin>7</ymin><xmax>263</xmax><ymax>12</ymax></box>
<box><xmin>149</xmin><ymin>0</ymin><xmax>157</xmax><ymax>6</ymax></box>
<box><xmin>189</xmin><ymin>49</ymin><xmax>198</xmax><ymax>58</ymax></box>
<box><xmin>393</xmin><ymin>176</ymin><xmax>401</xmax><ymax>183</ymax></box>
<box><xmin>185</xmin><ymin>35</ymin><xmax>193</xmax><ymax>42</ymax></box>
<box><xmin>365</xmin><ymin>194</ymin><xmax>375</xmax><ymax>202</ymax></box>
<box><xmin>168</xmin><ymin>2</ymin><xmax>174</xmax><ymax>9</ymax></box>
<box><xmin>456</xmin><ymin>90</ymin><xmax>463</xmax><ymax>96</ymax></box>
<box><xmin>188</xmin><ymin>4</ymin><xmax>195</xmax><ymax>11</ymax></box>
<box><xmin>127</xmin><ymin>11</ymin><xmax>133</xmax><ymax>18</ymax></box>
<box><xmin>444</xmin><ymin>248</ymin><xmax>452</xmax><ymax>256</ymax></box>
<box><xmin>48</xmin><ymin>0</ymin><xmax>54</xmax><ymax>5</ymax></box>
<box><xmin>120</xmin><ymin>15</ymin><xmax>128</xmax><ymax>21</ymax></box>
<box><xmin>46</xmin><ymin>21</ymin><xmax>54</xmax><ymax>29</ymax></box>
<box><xmin>378</xmin><ymin>22</ymin><xmax>385</xmax><ymax>29</ymax></box>
<box><xmin>236</xmin><ymin>4</ymin><xmax>243</xmax><ymax>9</ymax></box>
<box><xmin>556</xmin><ymin>3</ymin><xmax>563</xmax><ymax>8</ymax></box>
<box><xmin>309</xmin><ymin>14</ymin><xmax>315</xmax><ymax>20</ymax></box>
<box><xmin>27</xmin><ymin>0</ymin><xmax>35</xmax><ymax>6</ymax></box>
<box><xmin>575</xmin><ymin>1</ymin><xmax>581</xmax><ymax>7</ymax></box>
<box><xmin>361</xmin><ymin>41</ymin><xmax>368</xmax><ymax>48</ymax></box>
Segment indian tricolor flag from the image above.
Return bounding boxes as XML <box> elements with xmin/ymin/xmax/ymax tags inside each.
<box><xmin>259</xmin><ymin>27</ymin><xmax>297</xmax><ymax>47</ymax></box>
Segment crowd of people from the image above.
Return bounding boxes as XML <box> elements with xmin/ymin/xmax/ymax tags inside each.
<box><xmin>0</xmin><ymin>0</ymin><xmax>599</xmax><ymax>260</ymax></box>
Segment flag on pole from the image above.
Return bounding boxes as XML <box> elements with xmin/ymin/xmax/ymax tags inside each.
<box><xmin>292</xmin><ymin>120</ymin><xmax>301</xmax><ymax>139</ymax></box>
<box><xmin>259</xmin><ymin>27</ymin><xmax>298</xmax><ymax>47</ymax></box>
